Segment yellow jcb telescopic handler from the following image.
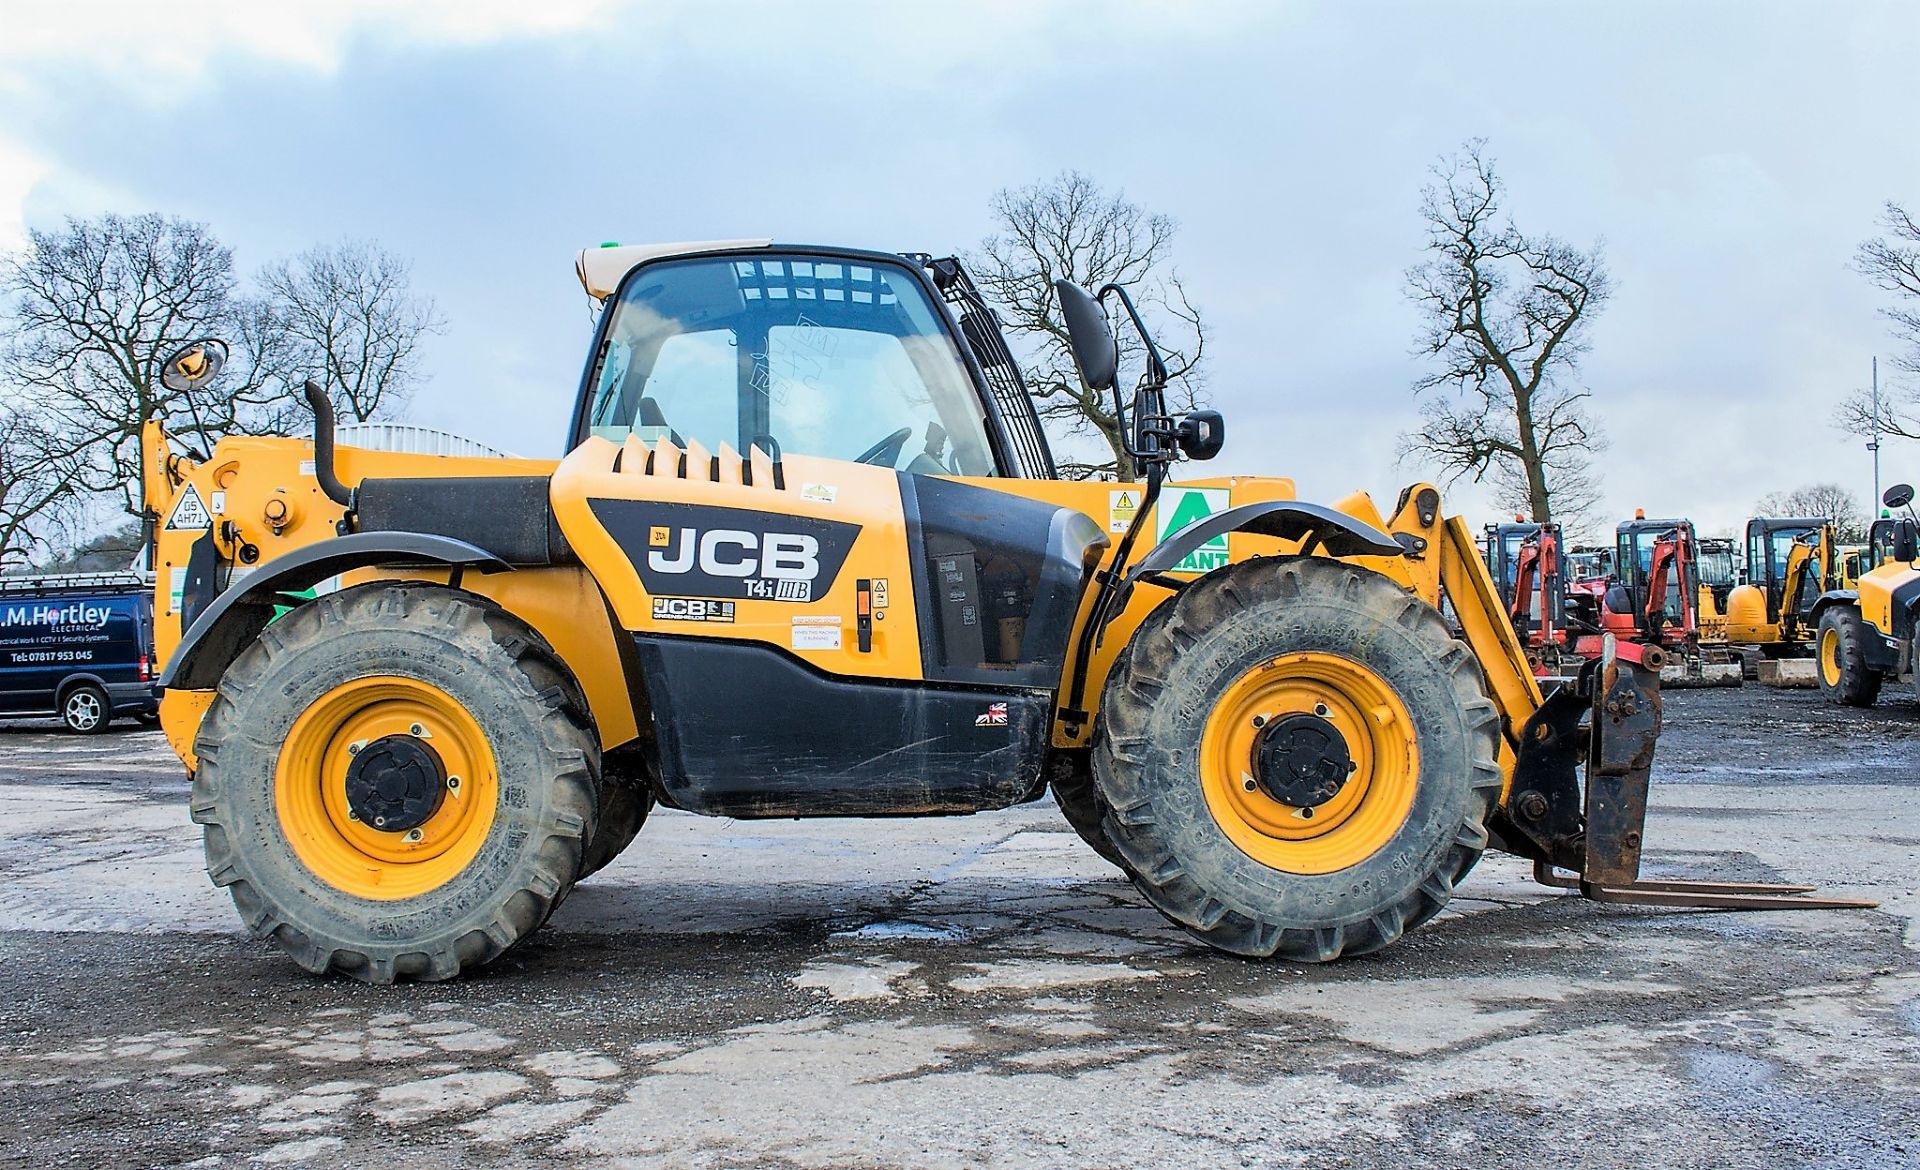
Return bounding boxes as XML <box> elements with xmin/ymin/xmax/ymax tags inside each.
<box><xmin>1810</xmin><ymin>485</ymin><xmax>1920</xmax><ymax>707</ymax></box>
<box><xmin>141</xmin><ymin>242</ymin><xmax>1866</xmax><ymax>983</ymax></box>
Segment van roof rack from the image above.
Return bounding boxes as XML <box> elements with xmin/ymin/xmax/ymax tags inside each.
<box><xmin>0</xmin><ymin>571</ymin><xmax>153</xmax><ymax>596</ymax></box>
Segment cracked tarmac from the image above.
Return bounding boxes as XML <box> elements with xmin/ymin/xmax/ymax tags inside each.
<box><xmin>1</xmin><ymin>685</ymin><xmax>1917</xmax><ymax>1169</ymax></box>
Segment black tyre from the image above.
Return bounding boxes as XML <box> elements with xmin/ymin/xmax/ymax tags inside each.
<box><xmin>61</xmin><ymin>683</ymin><xmax>112</xmax><ymax>734</ymax></box>
<box><xmin>1092</xmin><ymin>558</ymin><xmax>1501</xmax><ymax>961</ymax></box>
<box><xmin>192</xmin><ymin>583</ymin><xmax>598</xmax><ymax>983</ymax></box>
<box><xmin>1816</xmin><ymin>606</ymin><xmax>1882</xmax><ymax>707</ymax></box>
<box><xmin>1048</xmin><ymin>749</ymin><xmax>1131</xmax><ymax>873</ymax></box>
<box><xmin>577</xmin><ymin>747</ymin><xmax>656</xmax><ymax>880</ymax></box>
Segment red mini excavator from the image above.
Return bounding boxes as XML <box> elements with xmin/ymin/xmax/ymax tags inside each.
<box><xmin>1484</xmin><ymin>519</ymin><xmax>1577</xmax><ymax>676</ymax></box>
<box><xmin>1572</xmin><ymin>514</ymin><xmax>1740</xmax><ymax>687</ymax></box>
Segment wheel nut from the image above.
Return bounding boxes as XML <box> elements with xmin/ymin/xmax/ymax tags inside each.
<box><xmin>1251</xmin><ymin>714</ymin><xmax>1266</xmax><ymax>728</ymax></box>
<box><xmin>347</xmin><ymin>809</ymin><xmax>359</xmax><ymax>821</ymax></box>
<box><xmin>408</xmin><ymin>723</ymin><xmax>426</xmax><ymax>737</ymax></box>
<box><xmin>1299</xmin><ymin>807</ymin><xmax>1315</xmax><ymax>820</ymax></box>
<box><xmin>373</xmin><ymin>815</ymin><xmax>387</xmax><ymax>828</ymax></box>
<box><xmin>405</xmin><ymin>828</ymin><xmax>424</xmax><ymax>843</ymax></box>
<box><xmin>447</xmin><ymin>775</ymin><xmax>461</xmax><ymax>791</ymax></box>
<box><xmin>347</xmin><ymin>740</ymin><xmax>365</xmax><ymax>756</ymax></box>
<box><xmin>1313</xmin><ymin>703</ymin><xmax>1330</xmax><ymax>717</ymax></box>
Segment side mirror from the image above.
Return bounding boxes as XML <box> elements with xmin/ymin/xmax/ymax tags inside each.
<box><xmin>1175</xmin><ymin>410</ymin><xmax>1225</xmax><ymax>460</ymax></box>
<box><xmin>1885</xmin><ymin>483</ymin><xmax>1914</xmax><ymax>510</ymax></box>
<box><xmin>160</xmin><ymin>338</ymin><xmax>229</xmax><ymax>393</ymax></box>
<box><xmin>1054</xmin><ymin>279</ymin><xmax>1117</xmax><ymax>393</ymax></box>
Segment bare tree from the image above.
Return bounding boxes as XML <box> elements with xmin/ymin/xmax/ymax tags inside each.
<box><xmin>1754</xmin><ymin>482</ymin><xmax>1868</xmax><ymax>542</ymax></box>
<box><xmin>1400</xmin><ymin>141</ymin><xmax>1611</xmax><ymax>528</ymax></box>
<box><xmin>0</xmin><ymin>407</ymin><xmax>75</xmax><ymax>571</ymax></box>
<box><xmin>253</xmin><ymin>240</ymin><xmax>443</xmax><ymax>423</ymax></box>
<box><xmin>0</xmin><ymin>214</ymin><xmax>300</xmax><ymax>516</ymax></box>
<box><xmin>1837</xmin><ymin>201</ymin><xmax>1920</xmax><ymax>439</ymax></box>
<box><xmin>970</xmin><ymin>171</ymin><xmax>1207</xmax><ymax>479</ymax></box>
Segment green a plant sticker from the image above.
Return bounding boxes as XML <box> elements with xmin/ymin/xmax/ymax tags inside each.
<box><xmin>1156</xmin><ymin>487</ymin><xmax>1231</xmax><ymax>572</ymax></box>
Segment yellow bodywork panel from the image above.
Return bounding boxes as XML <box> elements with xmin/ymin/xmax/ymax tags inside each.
<box><xmin>145</xmin><ymin>425</ymin><xmax>556</xmax><ymax>670</ymax></box>
<box><xmin>1856</xmin><ymin>560</ymin><xmax>1920</xmax><ymax>636</ymax></box>
<box><xmin>149</xmin><ymin>417</ymin><xmax>1548</xmax><ymax>803</ymax></box>
<box><xmin>551</xmin><ymin>437</ymin><xmax>929</xmax><ymax>681</ymax></box>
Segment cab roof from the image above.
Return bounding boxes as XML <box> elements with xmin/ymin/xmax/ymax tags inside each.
<box><xmin>575</xmin><ymin>239</ymin><xmax>773</xmax><ymax>300</ymax></box>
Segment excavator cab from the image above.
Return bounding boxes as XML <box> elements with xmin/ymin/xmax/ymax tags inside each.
<box><xmin>1613</xmin><ymin>518</ymin><xmax>1700</xmax><ymax>641</ymax></box>
<box><xmin>1483</xmin><ymin>522</ymin><xmax>1563</xmax><ymax>631</ymax></box>
<box><xmin>1483</xmin><ymin>520</ymin><xmax>1566</xmax><ymax>671</ymax></box>
<box><xmin>1747</xmin><ymin>518</ymin><xmax>1831</xmax><ymax>627</ymax></box>
<box><xmin>1696</xmin><ymin>537</ymin><xmax>1738</xmax><ymax>610</ymax></box>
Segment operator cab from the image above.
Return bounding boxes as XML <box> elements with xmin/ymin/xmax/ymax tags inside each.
<box><xmin>1615</xmin><ymin>518</ymin><xmax>1698</xmax><ymax>634</ymax></box>
<box><xmin>1482</xmin><ymin>520</ymin><xmax>1563</xmax><ymax>636</ymax></box>
<box><xmin>1744</xmin><ymin>517</ymin><xmax>1828</xmax><ymax>622</ymax></box>
<box><xmin>1867</xmin><ymin>515</ymin><xmax>1920</xmax><ymax>568</ymax></box>
<box><xmin>569</xmin><ymin>245</ymin><xmax>1053</xmax><ymax>480</ymax></box>
<box><xmin>1696</xmin><ymin>537</ymin><xmax>1738</xmax><ymax>607</ymax></box>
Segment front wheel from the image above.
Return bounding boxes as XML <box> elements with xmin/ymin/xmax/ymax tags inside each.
<box><xmin>1816</xmin><ymin>606</ymin><xmax>1881</xmax><ymax>707</ymax></box>
<box><xmin>1092</xmin><ymin>558</ymin><xmax>1501</xmax><ymax>961</ymax></box>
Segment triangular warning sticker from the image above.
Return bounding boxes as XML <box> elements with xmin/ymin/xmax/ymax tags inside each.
<box><xmin>166</xmin><ymin>483</ymin><xmax>212</xmax><ymax>531</ymax></box>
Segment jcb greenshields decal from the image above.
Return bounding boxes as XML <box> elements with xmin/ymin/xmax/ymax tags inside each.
<box><xmin>1157</xmin><ymin>487</ymin><xmax>1231</xmax><ymax>573</ymax></box>
<box><xmin>589</xmin><ymin>499</ymin><xmax>860</xmax><ymax>603</ymax></box>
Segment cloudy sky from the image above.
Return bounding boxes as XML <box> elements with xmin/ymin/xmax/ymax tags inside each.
<box><xmin>2</xmin><ymin>0</ymin><xmax>1915</xmax><ymax>536</ymax></box>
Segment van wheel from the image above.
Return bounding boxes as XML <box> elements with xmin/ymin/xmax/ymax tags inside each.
<box><xmin>62</xmin><ymin>684</ymin><xmax>112</xmax><ymax>734</ymax></box>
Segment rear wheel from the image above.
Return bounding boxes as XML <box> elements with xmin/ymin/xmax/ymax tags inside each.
<box><xmin>577</xmin><ymin>747</ymin><xmax>655</xmax><ymax>880</ymax></box>
<box><xmin>1049</xmin><ymin>749</ymin><xmax>1131</xmax><ymax>873</ymax></box>
<box><xmin>1816</xmin><ymin>606</ymin><xmax>1881</xmax><ymax>707</ymax></box>
<box><xmin>1092</xmin><ymin>558</ymin><xmax>1501</xmax><ymax>961</ymax></box>
<box><xmin>192</xmin><ymin>583</ymin><xmax>598</xmax><ymax>983</ymax></box>
<box><xmin>61</xmin><ymin>683</ymin><xmax>111</xmax><ymax>734</ymax></box>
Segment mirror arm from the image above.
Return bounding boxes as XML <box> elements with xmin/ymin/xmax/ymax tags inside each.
<box><xmin>1097</xmin><ymin>284</ymin><xmax>1170</xmax><ymax>386</ymax></box>
<box><xmin>1094</xmin><ymin>284</ymin><xmax>1177</xmax><ymax>469</ymax></box>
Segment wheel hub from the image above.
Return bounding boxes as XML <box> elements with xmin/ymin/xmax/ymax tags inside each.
<box><xmin>344</xmin><ymin>734</ymin><xmax>446</xmax><ymax>832</ymax></box>
<box><xmin>1252</xmin><ymin>712</ymin><xmax>1355</xmax><ymax>808</ymax></box>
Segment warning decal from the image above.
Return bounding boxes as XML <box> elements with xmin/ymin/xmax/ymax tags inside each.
<box><xmin>166</xmin><ymin>484</ymin><xmax>212</xmax><ymax>532</ymax></box>
<box><xmin>1108</xmin><ymin>490</ymin><xmax>1138</xmax><ymax>533</ymax></box>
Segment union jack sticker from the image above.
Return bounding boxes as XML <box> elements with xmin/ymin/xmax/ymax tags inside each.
<box><xmin>974</xmin><ymin>702</ymin><xmax>1008</xmax><ymax>728</ymax></box>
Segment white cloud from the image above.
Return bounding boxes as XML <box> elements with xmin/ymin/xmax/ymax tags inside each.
<box><xmin>0</xmin><ymin>0</ymin><xmax>618</xmax><ymax>86</ymax></box>
<box><xmin>0</xmin><ymin>0</ymin><xmax>619</xmax><ymax>245</ymax></box>
<box><xmin>0</xmin><ymin>136</ymin><xmax>48</xmax><ymax>248</ymax></box>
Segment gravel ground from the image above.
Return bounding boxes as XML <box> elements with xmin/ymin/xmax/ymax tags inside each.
<box><xmin>0</xmin><ymin>685</ymin><xmax>1916</xmax><ymax>1169</ymax></box>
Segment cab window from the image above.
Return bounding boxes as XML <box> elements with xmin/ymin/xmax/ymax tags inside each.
<box><xmin>583</xmin><ymin>254</ymin><xmax>998</xmax><ymax>477</ymax></box>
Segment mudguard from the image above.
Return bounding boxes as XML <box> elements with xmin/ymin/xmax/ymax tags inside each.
<box><xmin>1113</xmin><ymin>500</ymin><xmax>1404</xmax><ymax>611</ymax></box>
<box><xmin>159</xmin><ymin>532</ymin><xmax>511</xmax><ymax>689</ymax></box>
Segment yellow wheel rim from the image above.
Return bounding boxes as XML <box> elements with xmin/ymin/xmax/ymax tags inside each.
<box><xmin>275</xmin><ymin>675</ymin><xmax>497</xmax><ymax>901</ymax></box>
<box><xmin>1818</xmin><ymin>627</ymin><xmax>1842</xmax><ymax>687</ymax></box>
<box><xmin>1199</xmin><ymin>652</ymin><xmax>1419</xmax><ymax>875</ymax></box>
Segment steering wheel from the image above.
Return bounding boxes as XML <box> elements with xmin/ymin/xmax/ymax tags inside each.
<box><xmin>854</xmin><ymin>427</ymin><xmax>913</xmax><ymax>467</ymax></box>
